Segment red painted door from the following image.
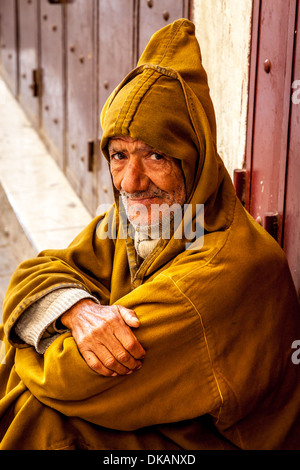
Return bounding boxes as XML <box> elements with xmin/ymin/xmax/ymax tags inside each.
<box><xmin>283</xmin><ymin>1</ymin><xmax>300</xmax><ymax>296</ymax></box>
<box><xmin>246</xmin><ymin>0</ymin><xmax>300</xmax><ymax>296</ymax></box>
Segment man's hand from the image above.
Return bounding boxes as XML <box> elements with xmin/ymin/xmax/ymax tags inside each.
<box><xmin>61</xmin><ymin>299</ymin><xmax>146</xmax><ymax>376</ymax></box>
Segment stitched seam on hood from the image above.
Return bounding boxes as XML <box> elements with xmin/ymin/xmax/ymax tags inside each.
<box><xmin>111</xmin><ymin>19</ymin><xmax>189</xmax><ymax>135</ymax></box>
<box><xmin>122</xmin><ymin>73</ymin><xmax>162</xmax><ymax>135</ymax></box>
<box><xmin>143</xmin><ymin>63</ymin><xmax>178</xmax><ymax>79</ymax></box>
<box><xmin>113</xmin><ymin>69</ymin><xmax>160</xmax><ymax>136</ymax></box>
<box><xmin>157</xmin><ymin>19</ymin><xmax>188</xmax><ymax>66</ymax></box>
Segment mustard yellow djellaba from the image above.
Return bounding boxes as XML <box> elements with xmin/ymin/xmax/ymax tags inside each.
<box><xmin>0</xmin><ymin>20</ymin><xmax>300</xmax><ymax>450</ymax></box>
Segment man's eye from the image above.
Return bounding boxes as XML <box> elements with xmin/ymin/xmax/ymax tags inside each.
<box><xmin>111</xmin><ymin>152</ymin><xmax>125</xmax><ymax>161</ymax></box>
<box><xmin>150</xmin><ymin>153</ymin><xmax>164</xmax><ymax>161</ymax></box>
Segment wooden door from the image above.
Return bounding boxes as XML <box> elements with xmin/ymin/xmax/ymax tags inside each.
<box><xmin>18</xmin><ymin>0</ymin><xmax>40</xmax><ymax>127</ymax></box>
<box><xmin>283</xmin><ymin>1</ymin><xmax>300</xmax><ymax>296</ymax></box>
<box><xmin>246</xmin><ymin>0</ymin><xmax>300</xmax><ymax>296</ymax></box>
<box><xmin>65</xmin><ymin>0</ymin><xmax>97</xmax><ymax>214</ymax></box>
<box><xmin>0</xmin><ymin>0</ymin><xmax>18</xmax><ymax>97</ymax></box>
<box><xmin>0</xmin><ymin>0</ymin><xmax>192</xmax><ymax>217</ymax></box>
<box><xmin>138</xmin><ymin>0</ymin><xmax>190</xmax><ymax>57</ymax></box>
<box><xmin>39</xmin><ymin>0</ymin><xmax>65</xmax><ymax>169</ymax></box>
<box><xmin>96</xmin><ymin>0</ymin><xmax>191</xmax><ymax>211</ymax></box>
<box><xmin>96</xmin><ymin>0</ymin><xmax>135</xmax><ymax>209</ymax></box>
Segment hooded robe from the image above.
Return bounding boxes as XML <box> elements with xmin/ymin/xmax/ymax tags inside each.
<box><xmin>0</xmin><ymin>19</ymin><xmax>300</xmax><ymax>450</ymax></box>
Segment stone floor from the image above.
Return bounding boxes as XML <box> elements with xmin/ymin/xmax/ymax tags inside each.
<box><xmin>0</xmin><ymin>77</ymin><xmax>92</xmax><ymax>253</ymax></box>
<box><xmin>0</xmin><ymin>182</ymin><xmax>36</xmax><ymax>321</ymax></box>
<box><xmin>0</xmin><ymin>76</ymin><xmax>92</xmax><ymax>321</ymax></box>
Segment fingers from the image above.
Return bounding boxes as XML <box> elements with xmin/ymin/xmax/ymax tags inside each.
<box><xmin>69</xmin><ymin>302</ymin><xmax>146</xmax><ymax>376</ymax></box>
<box><xmin>113</xmin><ymin>321</ymin><xmax>146</xmax><ymax>362</ymax></box>
<box><xmin>118</xmin><ymin>305</ymin><xmax>140</xmax><ymax>328</ymax></box>
<box><xmin>76</xmin><ymin>318</ymin><xmax>145</xmax><ymax>375</ymax></box>
<box><xmin>116</xmin><ymin>305</ymin><xmax>146</xmax><ymax>360</ymax></box>
<box><xmin>99</xmin><ymin>305</ymin><xmax>146</xmax><ymax>364</ymax></box>
<box><xmin>97</xmin><ymin>334</ymin><xmax>143</xmax><ymax>374</ymax></box>
<box><xmin>81</xmin><ymin>349</ymin><xmax>118</xmax><ymax>376</ymax></box>
<box><xmin>80</xmin><ymin>345</ymin><xmax>140</xmax><ymax>376</ymax></box>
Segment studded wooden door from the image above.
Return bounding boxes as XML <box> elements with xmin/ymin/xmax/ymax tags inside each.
<box><xmin>246</xmin><ymin>0</ymin><xmax>300</xmax><ymax>296</ymax></box>
<box><xmin>283</xmin><ymin>1</ymin><xmax>300</xmax><ymax>296</ymax></box>
<box><xmin>96</xmin><ymin>0</ymin><xmax>191</xmax><ymax>210</ymax></box>
<box><xmin>138</xmin><ymin>0</ymin><xmax>190</xmax><ymax>57</ymax></box>
<box><xmin>65</xmin><ymin>0</ymin><xmax>98</xmax><ymax>214</ymax></box>
<box><xmin>96</xmin><ymin>0</ymin><xmax>136</xmax><ymax>209</ymax></box>
<box><xmin>0</xmin><ymin>0</ymin><xmax>191</xmax><ymax>216</ymax></box>
<box><xmin>39</xmin><ymin>0</ymin><xmax>65</xmax><ymax>169</ymax></box>
<box><xmin>0</xmin><ymin>0</ymin><xmax>18</xmax><ymax>97</ymax></box>
<box><xmin>17</xmin><ymin>0</ymin><xmax>40</xmax><ymax>126</ymax></box>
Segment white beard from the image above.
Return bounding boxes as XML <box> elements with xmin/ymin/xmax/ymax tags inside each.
<box><xmin>120</xmin><ymin>185</ymin><xmax>186</xmax><ymax>258</ymax></box>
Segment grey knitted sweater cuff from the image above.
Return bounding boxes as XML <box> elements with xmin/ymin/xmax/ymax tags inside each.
<box><xmin>14</xmin><ymin>288</ymin><xmax>99</xmax><ymax>354</ymax></box>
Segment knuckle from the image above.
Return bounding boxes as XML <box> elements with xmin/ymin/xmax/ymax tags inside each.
<box><xmin>77</xmin><ymin>339</ymin><xmax>88</xmax><ymax>351</ymax></box>
<box><xmin>89</xmin><ymin>361</ymin><xmax>99</xmax><ymax>370</ymax></box>
<box><xmin>87</xmin><ymin>358</ymin><xmax>99</xmax><ymax>371</ymax></box>
<box><xmin>111</xmin><ymin>305</ymin><xmax>121</xmax><ymax>314</ymax></box>
<box><xmin>102</xmin><ymin>355</ymin><xmax>116</xmax><ymax>368</ymax></box>
<box><xmin>110</xmin><ymin>307</ymin><xmax>123</xmax><ymax>321</ymax></box>
<box><xmin>105</xmin><ymin>305</ymin><xmax>118</xmax><ymax>316</ymax></box>
<box><xmin>86</xmin><ymin>356</ymin><xmax>114</xmax><ymax>376</ymax></box>
<box><xmin>96</xmin><ymin>321</ymin><xmax>110</xmax><ymax>333</ymax></box>
<box><xmin>116</xmin><ymin>350</ymin><xmax>130</xmax><ymax>363</ymax></box>
<box><xmin>98</xmin><ymin>314</ymin><xmax>118</xmax><ymax>330</ymax></box>
<box><xmin>123</xmin><ymin>339</ymin><xmax>137</xmax><ymax>353</ymax></box>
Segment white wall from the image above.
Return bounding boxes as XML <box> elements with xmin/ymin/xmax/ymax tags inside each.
<box><xmin>193</xmin><ymin>0</ymin><xmax>253</xmax><ymax>179</ymax></box>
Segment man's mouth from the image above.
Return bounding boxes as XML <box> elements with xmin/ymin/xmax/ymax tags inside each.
<box><xmin>121</xmin><ymin>189</ymin><xmax>166</xmax><ymax>206</ymax></box>
<box><xmin>127</xmin><ymin>196</ymin><xmax>160</xmax><ymax>204</ymax></box>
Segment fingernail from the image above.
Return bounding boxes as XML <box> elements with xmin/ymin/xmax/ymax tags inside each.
<box><xmin>126</xmin><ymin>370</ymin><xmax>133</xmax><ymax>375</ymax></box>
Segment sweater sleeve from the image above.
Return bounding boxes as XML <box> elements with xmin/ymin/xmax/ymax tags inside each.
<box><xmin>14</xmin><ymin>288</ymin><xmax>99</xmax><ymax>354</ymax></box>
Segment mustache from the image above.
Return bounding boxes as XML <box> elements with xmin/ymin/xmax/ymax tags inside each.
<box><xmin>120</xmin><ymin>188</ymin><xmax>168</xmax><ymax>199</ymax></box>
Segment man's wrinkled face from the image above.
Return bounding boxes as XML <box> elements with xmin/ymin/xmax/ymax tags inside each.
<box><xmin>108</xmin><ymin>136</ymin><xmax>186</xmax><ymax>228</ymax></box>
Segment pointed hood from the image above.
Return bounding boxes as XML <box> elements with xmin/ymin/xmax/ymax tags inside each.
<box><xmin>100</xmin><ymin>19</ymin><xmax>237</xmax><ymax>244</ymax></box>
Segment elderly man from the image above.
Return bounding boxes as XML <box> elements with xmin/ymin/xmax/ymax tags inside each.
<box><xmin>0</xmin><ymin>19</ymin><xmax>300</xmax><ymax>450</ymax></box>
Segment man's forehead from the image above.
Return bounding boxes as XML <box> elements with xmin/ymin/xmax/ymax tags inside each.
<box><xmin>108</xmin><ymin>135</ymin><xmax>154</xmax><ymax>152</ymax></box>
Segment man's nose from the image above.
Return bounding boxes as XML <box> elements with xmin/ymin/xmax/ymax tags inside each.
<box><xmin>120</xmin><ymin>160</ymin><xmax>149</xmax><ymax>194</ymax></box>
